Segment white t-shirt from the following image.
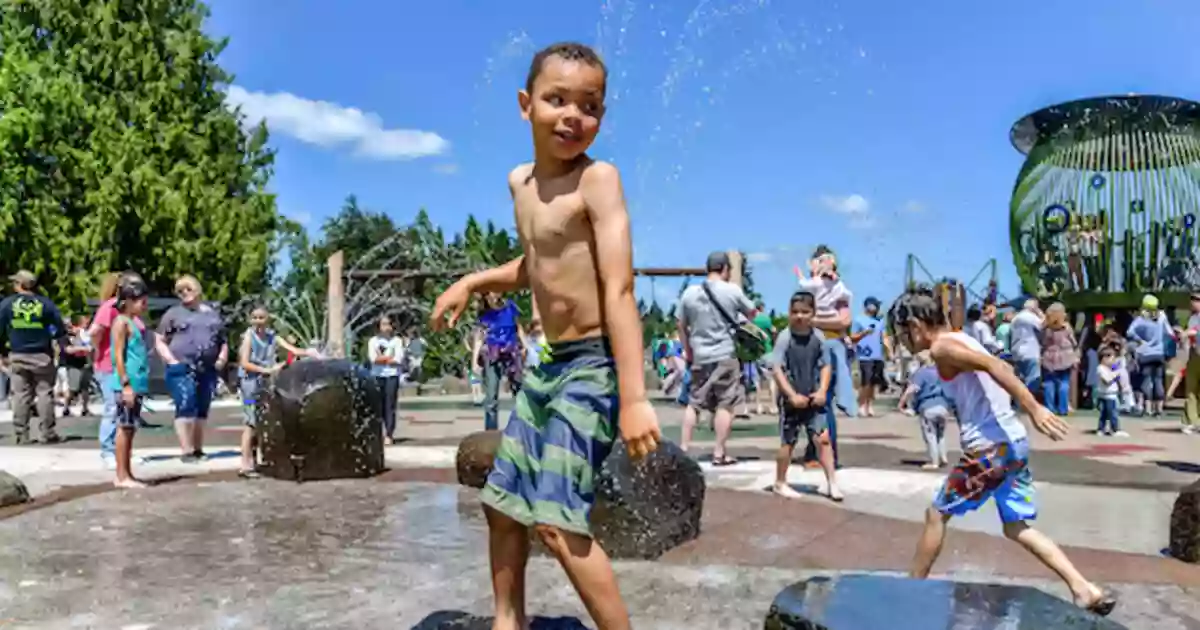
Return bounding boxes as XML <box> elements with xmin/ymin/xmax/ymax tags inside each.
<box><xmin>938</xmin><ymin>332</ymin><xmax>1028</xmax><ymax>452</ymax></box>
<box><xmin>368</xmin><ymin>335</ymin><xmax>405</xmax><ymax>378</ymax></box>
<box><xmin>797</xmin><ymin>276</ymin><xmax>852</xmax><ymax>320</ymax></box>
<box><xmin>1009</xmin><ymin>309</ymin><xmax>1043</xmax><ymax>362</ymax></box>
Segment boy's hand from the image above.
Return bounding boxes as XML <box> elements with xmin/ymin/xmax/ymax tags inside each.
<box><xmin>1029</xmin><ymin>405</ymin><xmax>1069</xmax><ymax>441</ymax></box>
<box><xmin>790</xmin><ymin>393</ymin><xmax>809</xmax><ymax>409</ymax></box>
<box><xmin>810</xmin><ymin>391</ymin><xmax>827</xmax><ymax>407</ymax></box>
<box><xmin>619</xmin><ymin>400</ymin><xmax>661</xmax><ymax>461</ymax></box>
<box><xmin>430</xmin><ymin>281</ymin><xmax>472</xmax><ymax>331</ymax></box>
<box><xmin>121</xmin><ymin>385</ymin><xmax>136</xmax><ymax>406</ymax></box>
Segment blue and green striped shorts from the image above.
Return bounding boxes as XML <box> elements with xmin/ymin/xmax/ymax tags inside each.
<box><xmin>481</xmin><ymin>336</ymin><xmax>618</xmax><ymax>537</ymax></box>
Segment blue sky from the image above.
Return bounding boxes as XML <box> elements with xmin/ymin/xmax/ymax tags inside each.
<box><xmin>206</xmin><ymin>0</ymin><xmax>1200</xmax><ymax>314</ymax></box>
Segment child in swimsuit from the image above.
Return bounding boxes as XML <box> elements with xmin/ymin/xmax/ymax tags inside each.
<box><xmin>430</xmin><ymin>42</ymin><xmax>661</xmax><ymax>630</ymax></box>
<box><xmin>888</xmin><ymin>288</ymin><xmax>1116</xmax><ymax>617</ymax></box>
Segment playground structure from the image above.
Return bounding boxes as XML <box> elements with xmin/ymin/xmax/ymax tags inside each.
<box><xmin>321</xmin><ymin>250</ymin><xmax>744</xmax><ymax>358</ymax></box>
<box><xmin>904</xmin><ymin>253</ymin><xmax>1002</xmax><ymax>309</ymax></box>
<box><xmin>1009</xmin><ymin>94</ymin><xmax>1200</xmax><ymax>310</ymax></box>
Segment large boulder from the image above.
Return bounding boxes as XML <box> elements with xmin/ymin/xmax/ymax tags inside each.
<box><xmin>454</xmin><ymin>430</ymin><xmax>705</xmax><ymax>560</ymax></box>
<box><xmin>0</xmin><ymin>471</ymin><xmax>29</xmax><ymax>507</ymax></box>
<box><xmin>258</xmin><ymin>359</ymin><xmax>385</xmax><ymax>482</ymax></box>
<box><xmin>1169</xmin><ymin>478</ymin><xmax>1200</xmax><ymax>562</ymax></box>
<box><xmin>764</xmin><ymin>575</ymin><xmax>1123</xmax><ymax>629</ymax></box>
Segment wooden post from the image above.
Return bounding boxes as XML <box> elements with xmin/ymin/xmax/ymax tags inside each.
<box><xmin>327</xmin><ymin>250</ymin><xmax>345</xmax><ymax>358</ymax></box>
<box><xmin>727</xmin><ymin>250</ymin><xmax>744</xmax><ymax>289</ymax></box>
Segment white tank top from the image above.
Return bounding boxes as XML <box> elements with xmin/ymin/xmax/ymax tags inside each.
<box><xmin>938</xmin><ymin>332</ymin><xmax>1027</xmax><ymax>451</ymax></box>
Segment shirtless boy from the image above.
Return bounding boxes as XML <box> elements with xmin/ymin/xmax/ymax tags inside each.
<box><xmin>888</xmin><ymin>288</ymin><xmax>1116</xmax><ymax>617</ymax></box>
<box><xmin>431</xmin><ymin>42</ymin><xmax>661</xmax><ymax>630</ymax></box>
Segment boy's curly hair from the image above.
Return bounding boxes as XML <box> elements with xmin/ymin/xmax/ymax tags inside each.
<box><xmin>887</xmin><ymin>284</ymin><xmax>945</xmax><ymax>334</ymax></box>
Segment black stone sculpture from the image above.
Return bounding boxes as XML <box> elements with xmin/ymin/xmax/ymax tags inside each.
<box><xmin>258</xmin><ymin>359</ymin><xmax>385</xmax><ymax>482</ymax></box>
<box><xmin>454</xmin><ymin>431</ymin><xmax>705</xmax><ymax>560</ymax></box>
<box><xmin>1169</xmin><ymin>478</ymin><xmax>1200</xmax><ymax>562</ymax></box>
<box><xmin>412</xmin><ymin>611</ymin><xmax>588</xmax><ymax>629</ymax></box>
<box><xmin>763</xmin><ymin>575</ymin><xmax>1125</xmax><ymax>630</ymax></box>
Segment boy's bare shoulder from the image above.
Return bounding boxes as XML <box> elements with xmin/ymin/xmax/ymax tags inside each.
<box><xmin>508</xmin><ymin>163</ymin><xmax>534</xmax><ymax>191</ymax></box>
<box><xmin>579</xmin><ymin>159</ymin><xmax>620</xmax><ymax>188</ymax></box>
<box><xmin>578</xmin><ymin>160</ymin><xmax>624</xmax><ymax>212</ymax></box>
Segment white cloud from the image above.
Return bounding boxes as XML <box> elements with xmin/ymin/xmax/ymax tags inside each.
<box><xmin>902</xmin><ymin>200</ymin><xmax>926</xmax><ymax>213</ymax></box>
<box><xmin>819</xmin><ymin>193</ymin><xmax>870</xmax><ymax>215</ymax></box>
<box><xmin>226</xmin><ymin>86</ymin><xmax>449</xmax><ymax>161</ymax></box>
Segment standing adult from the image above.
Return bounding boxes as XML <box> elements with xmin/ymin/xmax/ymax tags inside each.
<box><xmin>994</xmin><ymin>311</ymin><xmax>1015</xmax><ymax>355</ymax></box>
<box><xmin>751</xmin><ymin>303</ymin><xmax>778</xmax><ymax>416</ymax></box>
<box><xmin>0</xmin><ymin>270</ymin><xmax>66</xmax><ymax>444</ymax></box>
<box><xmin>965</xmin><ymin>304</ymin><xmax>1003</xmax><ymax>355</ymax></box>
<box><xmin>1127</xmin><ymin>294</ymin><xmax>1174</xmax><ymax>417</ymax></box>
<box><xmin>477</xmin><ymin>292</ymin><xmax>525</xmax><ymax>431</ymax></box>
<box><xmin>1182</xmin><ymin>292</ymin><xmax>1200</xmax><ymax>433</ymax></box>
<box><xmin>797</xmin><ymin>246</ymin><xmax>856</xmax><ymax>467</ymax></box>
<box><xmin>406</xmin><ymin>327</ymin><xmax>427</xmax><ymax>391</ymax></box>
<box><xmin>1009</xmin><ymin>299</ymin><xmax>1045</xmax><ymax>401</ymax></box>
<box><xmin>1040</xmin><ymin>303</ymin><xmax>1079</xmax><ymax>415</ymax></box>
<box><xmin>678</xmin><ymin>252</ymin><xmax>756</xmax><ymax>465</ymax></box>
<box><xmin>850</xmin><ymin>296</ymin><xmax>889</xmax><ymax>417</ymax></box>
<box><xmin>155</xmin><ymin>275</ymin><xmax>228</xmax><ymax>462</ymax></box>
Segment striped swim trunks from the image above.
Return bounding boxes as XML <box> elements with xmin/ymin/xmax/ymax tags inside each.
<box><xmin>481</xmin><ymin>336</ymin><xmax>618</xmax><ymax>537</ymax></box>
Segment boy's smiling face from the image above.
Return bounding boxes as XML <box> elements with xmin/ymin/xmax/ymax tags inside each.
<box><xmin>519</xmin><ymin>55</ymin><xmax>606</xmax><ymax>162</ymax></box>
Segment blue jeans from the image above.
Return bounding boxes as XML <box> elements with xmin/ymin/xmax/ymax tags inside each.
<box><xmin>1042</xmin><ymin>368</ymin><xmax>1071</xmax><ymax>415</ymax></box>
<box><xmin>1097</xmin><ymin>397</ymin><xmax>1120</xmax><ymax>433</ymax></box>
<box><xmin>1013</xmin><ymin>359</ymin><xmax>1041</xmax><ymax>408</ymax></box>
<box><xmin>164</xmin><ymin>363</ymin><xmax>217</xmax><ymax>420</ymax></box>
<box><xmin>804</xmin><ymin>338</ymin><xmax>852</xmax><ymax>465</ymax></box>
<box><xmin>96</xmin><ymin>370</ymin><xmax>117</xmax><ymax>456</ymax></box>
<box><xmin>677</xmin><ymin>367</ymin><xmax>692</xmax><ymax>406</ymax></box>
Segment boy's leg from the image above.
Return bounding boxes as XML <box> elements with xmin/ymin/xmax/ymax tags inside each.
<box><xmin>810</xmin><ymin>412</ymin><xmax>842</xmax><ymax>501</ymax></box>
<box><xmin>773</xmin><ymin>412</ymin><xmax>802</xmax><ymax>497</ymax></box>
<box><xmin>911</xmin><ymin>506</ymin><xmax>952</xmax><ymax>578</ymax></box>
<box><xmin>935</xmin><ymin>416</ymin><xmax>948</xmax><ymax>465</ymax></box>
<box><xmin>484</xmin><ymin>505</ymin><xmax>531</xmax><ymax>630</ymax></box>
<box><xmin>1001</xmin><ymin>520</ymin><xmax>1109</xmax><ymax>610</ymax></box>
<box><xmin>482</xmin><ymin>357</ymin><xmax>501</xmax><ymax>431</ymax></box>
<box><xmin>240</xmin><ymin>424</ymin><xmax>256</xmax><ymax>471</ymax></box>
<box><xmin>535</xmin><ymin>524</ymin><xmax>630</xmax><ymax>630</ymax></box>
<box><xmin>919</xmin><ymin>412</ymin><xmax>940</xmax><ymax>468</ymax></box>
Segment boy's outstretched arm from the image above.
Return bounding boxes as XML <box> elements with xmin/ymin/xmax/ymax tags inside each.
<box><xmin>931</xmin><ymin>335</ymin><xmax>1069</xmax><ymax>440</ymax></box>
<box><xmin>583</xmin><ymin>161</ymin><xmax>661</xmax><ymax>459</ymax></box>
<box><xmin>430</xmin><ymin>257</ymin><xmax>528</xmax><ymax>330</ymax></box>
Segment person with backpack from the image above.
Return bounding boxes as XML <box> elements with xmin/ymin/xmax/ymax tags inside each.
<box><xmin>677</xmin><ymin>252</ymin><xmax>759</xmax><ymax>465</ymax></box>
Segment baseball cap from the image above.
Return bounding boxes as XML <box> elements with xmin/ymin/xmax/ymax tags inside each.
<box><xmin>705</xmin><ymin>251</ymin><xmax>730</xmax><ymax>272</ymax></box>
<box><xmin>8</xmin><ymin>270</ymin><xmax>36</xmax><ymax>290</ymax></box>
<box><xmin>1142</xmin><ymin>294</ymin><xmax>1159</xmax><ymax>310</ymax></box>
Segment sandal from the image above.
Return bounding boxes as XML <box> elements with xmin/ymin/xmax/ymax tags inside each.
<box><xmin>711</xmin><ymin>455</ymin><xmax>739</xmax><ymax>467</ymax></box>
<box><xmin>238</xmin><ymin>469</ymin><xmax>261</xmax><ymax>479</ymax></box>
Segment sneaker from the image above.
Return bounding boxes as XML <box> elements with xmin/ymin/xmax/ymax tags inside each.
<box><xmin>1182</xmin><ymin>426</ymin><xmax>1195</xmax><ymax>435</ymax></box>
<box><xmin>180</xmin><ymin>454</ymin><xmax>200</xmax><ymax>464</ymax></box>
<box><xmin>192</xmin><ymin>450</ymin><xmax>208</xmax><ymax>461</ymax></box>
<box><xmin>1113</xmin><ymin>430</ymin><xmax>1130</xmax><ymax>437</ymax></box>
<box><xmin>41</xmin><ymin>434</ymin><xmax>64</xmax><ymax>445</ymax></box>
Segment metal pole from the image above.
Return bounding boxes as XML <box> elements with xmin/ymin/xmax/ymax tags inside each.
<box><xmin>327</xmin><ymin>250</ymin><xmax>345</xmax><ymax>358</ymax></box>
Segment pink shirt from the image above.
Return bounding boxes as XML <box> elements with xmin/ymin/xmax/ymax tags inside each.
<box><xmin>92</xmin><ymin>298</ymin><xmax>118</xmax><ymax>373</ymax></box>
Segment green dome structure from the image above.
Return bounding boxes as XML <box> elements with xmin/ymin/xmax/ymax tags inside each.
<box><xmin>1009</xmin><ymin>95</ymin><xmax>1200</xmax><ymax>309</ymax></box>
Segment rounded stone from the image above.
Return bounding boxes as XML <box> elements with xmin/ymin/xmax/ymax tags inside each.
<box><xmin>0</xmin><ymin>471</ymin><xmax>30</xmax><ymax>507</ymax></box>
<box><xmin>1169</xmin><ymin>478</ymin><xmax>1200</xmax><ymax>563</ymax></box>
<box><xmin>456</xmin><ymin>430</ymin><xmax>501</xmax><ymax>489</ymax></box>
<box><xmin>258</xmin><ymin>359</ymin><xmax>385</xmax><ymax>482</ymax></box>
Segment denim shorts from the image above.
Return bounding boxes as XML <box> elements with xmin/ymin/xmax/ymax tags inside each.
<box><xmin>165</xmin><ymin>363</ymin><xmax>216</xmax><ymax>420</ymax></box>
<box><xmin>114</xmin><ymin>395</ymin><xmax>144</xmax><ymax>430</ymax></box>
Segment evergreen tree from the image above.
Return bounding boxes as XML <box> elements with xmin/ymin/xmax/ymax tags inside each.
<box><xmin>0</xmin><ymin>0</ymin><xmax>280</xmax><ymax>311</ymax></box>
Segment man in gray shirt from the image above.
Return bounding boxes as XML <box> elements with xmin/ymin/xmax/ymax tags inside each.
<box><xmin>1009</xmin><ymin>299</ymin><xmax>1044</xmax><ymax>396</ymax></box>
<box><xmin>678</xmin><ymin>251</ymin><xmax>755</xmax><ymax>465</ymax></box>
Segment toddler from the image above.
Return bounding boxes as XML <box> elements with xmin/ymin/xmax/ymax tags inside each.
<box><xmin>898</xmin><ymin>350</ymin><xmax>952</xmax><ymax>468</ymax></box>
<box><xmin>1095</xmin><ymin>346</ymin><xmax>1127</xmax><ymax>437</ymax></box>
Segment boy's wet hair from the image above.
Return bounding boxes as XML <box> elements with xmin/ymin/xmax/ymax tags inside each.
<box><xmin>790</xmin><ymin>291</ymin><xmax>816</xmax><ymax>310</ymax></box>
<box><xmin>525</xmin><ymin>42</ymin><xmax>607</xmax><ymax>94</ymax></box>
<box><xmin>887</xmin><ymin>285</ymin><xmax>944</xmax><ymax>331</ymax></box>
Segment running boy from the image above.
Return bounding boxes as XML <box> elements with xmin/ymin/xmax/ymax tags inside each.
<box><xmin>888</xmin><ymin>289</ymin><xmax>1116</xmax><ymax>616</ymax></box>
<box><xmin>108</xmin><ymin>278</ymin><xmax>151</xmax><ymax>489</ymax></box>
<box><xmin>237</xmin><ymin>305</ymin><xmax>316</xmax><ymax>477</ymax></box>
<box><xmin>769</xmin><ymin>291</ymin><xmax>841</xmax><ymax>501</ymax></box>
<box><xmin>430</xmin><ymin>42</ymin><xmax>661</xmax><ymax>630</ymax></box>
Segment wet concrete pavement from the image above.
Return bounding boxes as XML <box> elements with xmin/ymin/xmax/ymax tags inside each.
<box><xmin>1</xmin><ymin>480</ymin><xmax>1198</xmax><ymax>629</ymax></box>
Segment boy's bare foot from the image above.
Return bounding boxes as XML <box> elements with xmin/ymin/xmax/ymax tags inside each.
<box><xmin>772</xmin><ymin>482</ymin><xmax>804</xmax><ymax>499</ymax></box>
<box><xmin>1074</xmin><ymin>585</ymin><xmax>1116</xmax><ymax>616</ymax></box>
<box><xmin>113</xmin><ymin>478</ymin><xmax>147</xmax><ymax>489</ymax></box>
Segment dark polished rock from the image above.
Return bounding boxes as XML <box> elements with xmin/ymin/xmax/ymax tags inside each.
<box><xmin>258</xmin><ymin>359</ymin><xmax>385</xmax><ymax>482</ymax></box>
<box><xmin>412</xmin><ymin>611</ymin><xmax>587</xmax><ymax>629</ymax></box>
<box><xmin>0</xmin><ymin>471</ymin><xmax>29</xmax><ymax>507</ymax></box>
<box><xmin>763</xmin><ymin>575</ymin><xmax>1125</xmax><ymax>630</ymax></box>
<box><xmin>1169</xmin><ymin>478</ymin><xmax>1200</xmax><ymax>563</ymax></box>
<box><xmin>454</xmin><ymin>431</ymin><xmax>705</xmax><ymax>559</ymax></box>
<box><xmin>456</xmin><ymin>430</ymin><xmax>501</xmax><ymax>489</ymax></box>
